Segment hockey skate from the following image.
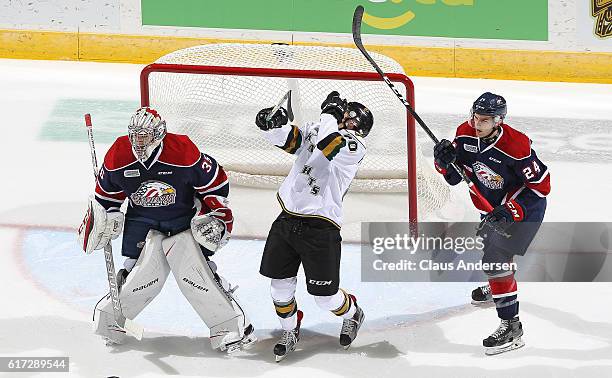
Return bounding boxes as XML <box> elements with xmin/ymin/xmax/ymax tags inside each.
<box><xmin>471</xmin><ymin>284</ymin><xmax>493</xmax><ymax>306</ymax></box>
<box><xmin>339</xmin><ymin>298</ymin><xmax>365</xmax><ymax>349</ymax></box>
<box><xmin>220</xmin><ymin>324</ymin><xmax>258</xmax><ymax>354</ymax></box>
<box><xmin>274</xmin><ymin>310</ymin><xmax>303</xmax><ymax>362</ymax></box>
<box><xmin>483</xmin><ymin>317</ymin><xmax>525</xmax><ymax>355</ymax></box>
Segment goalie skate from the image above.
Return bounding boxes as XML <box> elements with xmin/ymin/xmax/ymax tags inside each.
<box><xmin>219</xmin><ymin>324</ymin><xmax>257</xmax><ymax>354</ymax></box>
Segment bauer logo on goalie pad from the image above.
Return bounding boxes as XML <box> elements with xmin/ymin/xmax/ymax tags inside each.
<box><xmin>124</xmin><ymin>169</ymin><xmax>140</xmax><ymax>178</ymax></box>
<box><xmin>464</xmin><ymin>144</ymin><xmax>478</xmax><ymax>153</ymax></box>
<box><xmin>130</xmin><ymin>180</ymin><xmax>176</xmax><ymax>207</ymax></box>
<box><xmin>473</xmin><ymin>162</ymin><xmax>504</xmax><ymax>190</ymax></box>
<box><xmin>183</xmin><ymin>277</ymin><xmax>209</xmax><ymax>292</ymax></box>
<box><xmin>132</xmin><ymin>277</ymin><xmax>159</xmax><ymax>293</ymax></box>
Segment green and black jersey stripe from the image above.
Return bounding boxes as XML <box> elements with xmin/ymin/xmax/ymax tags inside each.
<box><xmin>317</xmin><ymin>132</ymin><xmax>346</xmax><ymax>161</ymax></box>
<box><xmin>277</xmin><ymin>125</ymin><xmax>302</xmax><ymax>154</ymax></box>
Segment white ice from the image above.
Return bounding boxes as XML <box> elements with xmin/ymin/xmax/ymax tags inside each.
<box><xmin>1</xmin><ymin>58</ymin><xmax>612</xmax><ymax>377</ymax></box>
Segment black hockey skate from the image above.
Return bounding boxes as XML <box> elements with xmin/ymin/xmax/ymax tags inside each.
<box><xmin>339</xmin><ymin>297</ymin><xmax>365</xmax><ymax>349</ymax></box>
<box><xmin>274</xmin><ymin>310</ymin><xmax>303</xmax><ymax>362</ymax></box>
<box><xmin>471</xmin><ymin>284</ymin><xmax>493</xmax><ymax>306</ymax></box>
<box><xmin>483</xmin><ymin>317</ymin><xmax>525</xmax><ymax>355</ymax></box>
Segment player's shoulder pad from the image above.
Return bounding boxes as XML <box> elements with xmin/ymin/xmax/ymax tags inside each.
<box><xmin>494</xmin><ymin>124</ymin><xmax>532</xmax><ymax>160</ymax></box>
<box><xmin>158</xmin><ymin>133</ymin><xmax>201</xmax><ymax>167</ymax></box>
<box><xmin>103</xmin><ymin>135</ymin><xmax>137</xmax><ymax>171</ymax></box>
<box><xmin>455</xmin><ymin>121</ymin><xmax>478</xmax><ymax>139</ymax></box>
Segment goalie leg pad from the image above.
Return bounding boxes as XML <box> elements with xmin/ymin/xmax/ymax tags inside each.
<box><xmin>94</xmin><ymin>230</ymin><xmax>170</xmax><ymax>343</ymax></box>
<box><xmin>162</xmin><ymin>230</ymin><xmax>251</xmax><ymax>350</ymax></box>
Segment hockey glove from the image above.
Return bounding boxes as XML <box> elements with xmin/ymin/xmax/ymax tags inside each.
<box><xmin>191</xmin><ymin>195</ymin><xmax>233</xmax><ymax>255</ymax></box>
<box><xmin>321</xmin><ymin>91</ymin><xmax>348</xmax><ymax>124</ymax></box>
<box><xmin>433</xmin><ymin>139</ymin><xmax>457</xmax><ymax>171</ymax></box>
<box><xmin>477</xmin><ymin>199</ymin><xmax>524</xmax><ymax>238</ymax></box>
<box><xmin>256</xmin><ymin>107</ymin><xmax>289</xmax><ymax>131</ymax></box>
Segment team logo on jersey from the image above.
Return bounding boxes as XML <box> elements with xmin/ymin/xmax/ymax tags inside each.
<box><xmin>592</xmin><ymin>0</ymin><xmax>612</xmax><ymax>38</ymax></box>
<box><xmin>473</xmin><ymin>162</ymin><xmax>504</xmax><ymax>190</ymax></box>
<box><xmin>130</xmin><ymin>180</ymin><xmax>176</xmax><ymax>207</ymax></box>
<box><xmin>464</xmin><ymin>144</ymin><xmax>478</xmax><ymax>153</ymax></box>
<box><xmin>124</xmin><ymin>169</ymin><xmax>140</xmax><ymax>178</ymax></box>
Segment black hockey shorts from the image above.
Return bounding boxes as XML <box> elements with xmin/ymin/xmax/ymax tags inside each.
<box><xmin>259</xmin><ymin>211</ymin><xmax>342</xmax><ymax>296</ymax></box>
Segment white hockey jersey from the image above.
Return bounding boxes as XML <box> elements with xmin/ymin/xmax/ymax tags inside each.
<box><xmin>262</xmin><ymin>113</ymin><xmax>367</xmax><ymax>228</ymax></box>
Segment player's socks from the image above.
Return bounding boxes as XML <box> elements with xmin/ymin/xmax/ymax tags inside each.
<box><xmin>483</xmin><ymin>316</ymin><xmax>524</xmax><ymax>355</ymax></box>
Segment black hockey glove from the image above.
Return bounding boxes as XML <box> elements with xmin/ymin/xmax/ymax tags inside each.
<box><xmin>477</xmin><ymin>199</ymin><xmax>524</xmax><ymax>238</ymax></box>
<box><xmin>433</xmin><ymin>139</ymin><xmax>457</xmax><ymax>170</ymax></box>
<box><xmin>321</xmin><ymin>91</ymin><xmax>347</xmax><ymax>123</ymax></box>
<box><xmin>256</xmin><ymin>107</ymin><xmax>289</xmax><ymax>131</ymax></box>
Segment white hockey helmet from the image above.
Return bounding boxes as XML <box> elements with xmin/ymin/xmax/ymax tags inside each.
<box><xmin>128</xmin><ymin>107</ymin><xmax>167</xmax><ymax>162</ymax></box>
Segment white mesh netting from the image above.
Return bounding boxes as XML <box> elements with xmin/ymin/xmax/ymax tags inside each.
<box><xmin>146</xmin><ymin>43</ymin><xmax>450</xmax><ymax>217</ymax></box>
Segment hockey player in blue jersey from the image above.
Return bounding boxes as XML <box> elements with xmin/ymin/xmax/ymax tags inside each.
<box><xmin>77</xmin><ymin>107</ymin><xmax>255</xmax><ymax>352</ymax></box>
<box><xmin>433</xmin><ymin>92</ymin><xmax>551</xmax><ymax>355</ymax></box>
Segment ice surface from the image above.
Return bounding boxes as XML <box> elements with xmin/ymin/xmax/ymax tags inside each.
<box><xmin>1</xmin><ymin>58</ymin><xmax>611</xmax><ymax>377</ymax></box>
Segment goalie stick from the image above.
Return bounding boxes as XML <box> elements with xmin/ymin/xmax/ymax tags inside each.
<box><xmin>352</xmin><ymin>6</ymin><xmax>506</xmax><ymax>231</ymax></box>
<box><xmin>84</xmin><ymin>113</ymin><xmax>144</xmax><ymax>340</ymax></box>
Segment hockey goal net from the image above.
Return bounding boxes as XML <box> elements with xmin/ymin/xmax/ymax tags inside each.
<box><xmin>140</xmin><ymin>43</ymin><xmax>450</xmax><ymax>224</ymax></box>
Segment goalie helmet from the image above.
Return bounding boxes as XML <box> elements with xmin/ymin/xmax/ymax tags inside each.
<box><xmin>345</xmin><ymin>102</ymin><xmax>374</xmax><ymax>137</ymax></box>
<box><xmin>128</xmin><ymin>107</ymin><xmax>167</xmax><ymax>162</ymax></box>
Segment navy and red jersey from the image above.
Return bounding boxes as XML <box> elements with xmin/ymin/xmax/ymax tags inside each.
<box><xmin>94</xmin><ymin>133</ymin><xmax>229</xmax><ymax>221</ymax></box>
<box><xmin>437</xmin><ymin>122</ymin><xmax>550</xmax><ymax>221</ymax></box>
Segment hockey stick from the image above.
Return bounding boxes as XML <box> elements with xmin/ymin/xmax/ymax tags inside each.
<box><xmin>351</xmin><ymin>5</ymin><xmax>495</xmax><ymax>215</ymax></box>
<box><xmin>266</xmin><ymin>90</ymin><xmax>294</xmax><ymax>123</ymax></box>
<box><xmin>84</xmin><ymin>114</ymin><xmax>144</xmax><ymax>340</ymax></box>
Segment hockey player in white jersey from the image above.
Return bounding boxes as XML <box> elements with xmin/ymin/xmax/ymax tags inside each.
<box><xmin>256</xmin><ymin>91</ymin><xmax>372</xmax><ymax>361</ymax></box>
<box><xmin>77</xmin><ymin>107</ymin><xmax>255</xmax><ymax>353</ymax></box>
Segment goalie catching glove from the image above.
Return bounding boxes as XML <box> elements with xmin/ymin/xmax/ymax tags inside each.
<box><xmin>77</xmin><ymin>195</ymin><xmax>124</xmax><ymax>254</ymax></box>
<box><xmin>191</xmin><ymin>195</ymin><xmax>234</xmax><ymax>254</ymax></box>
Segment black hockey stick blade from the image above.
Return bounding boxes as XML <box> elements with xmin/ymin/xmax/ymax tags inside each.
<box><xmin>287</xmin><ymin>90</ymin><xmax>294</xmax><ymax>122</ymax></box>
<box><xmin>352</xmin><ymin>6</ymin><xmax>365</xmax><ymax>52</ymax></box>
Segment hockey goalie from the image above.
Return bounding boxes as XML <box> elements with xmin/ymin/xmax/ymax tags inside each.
<box><xmin>77</xmin><ymin>107</ymin><xmax>255</xmax><ymax>352</ymax></box>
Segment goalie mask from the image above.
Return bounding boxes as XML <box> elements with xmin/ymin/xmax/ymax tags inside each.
<box><xmin>344</xmin><ymin>102</ymin><xmax>374</xmax><ymax>137</ymax></box>
<box><xmin>128</xmin><ymin>107</ymin><xmax>167</xmax><ymax>162</ymax></box>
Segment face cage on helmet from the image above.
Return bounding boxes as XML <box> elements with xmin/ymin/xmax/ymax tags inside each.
<box><xmin>128</xmin><ymin>119</ymin><xmax>166</xmax><ymax>162</ymax></box>
<box><xmin>345</xmin><ymin>110</ymin><xmax>370</xmax><ymax>137</ymax></box>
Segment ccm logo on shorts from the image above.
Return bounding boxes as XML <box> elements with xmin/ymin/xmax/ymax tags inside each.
<box><xmin>309</xmin><ymin>279</ymin><xmax>332</xmax><ymax>286</ymax></box>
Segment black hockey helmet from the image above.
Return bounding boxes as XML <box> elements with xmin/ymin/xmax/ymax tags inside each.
<box><xmin>346</xmin><ymin>102</ymin><xmax>374</xmax><ymax>137</ymax></box>
<box><xmin>472</xmin><ymin>92</ymin><xmax>507</xmax><ymax>119</ymax></box>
